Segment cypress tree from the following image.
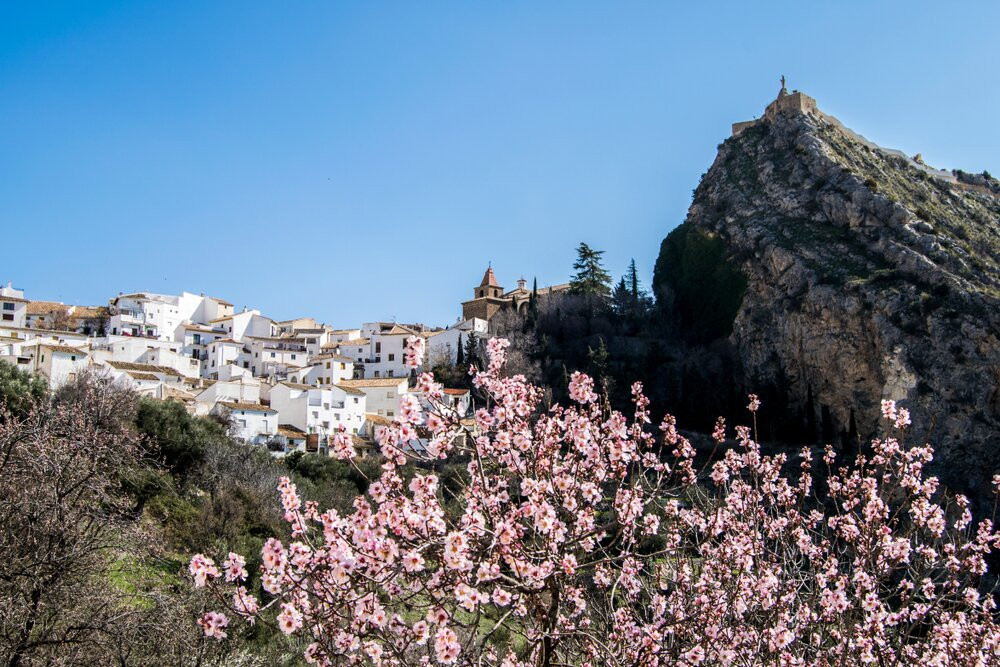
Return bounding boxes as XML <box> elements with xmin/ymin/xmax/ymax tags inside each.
<box><xmin>464</xmin><ymin>334</ymin><xmax>479</xmax><ymax>369</ymax></box>
<box><xmin>627</xmin><ymin>258</ymin><xmax>639</xmax><ymax>299</ymax></box>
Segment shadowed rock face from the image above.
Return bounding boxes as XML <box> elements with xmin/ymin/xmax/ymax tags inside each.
<box><xmin>679</xmin><ymin>95</ymin><xmax>1000</xmax><ymax>506</ymax></box>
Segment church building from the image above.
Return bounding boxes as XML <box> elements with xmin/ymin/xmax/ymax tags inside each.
<box><xmin>461</xmin><ymin>266</ymin><xmax>569</xmax><ymax>323</ymax></box>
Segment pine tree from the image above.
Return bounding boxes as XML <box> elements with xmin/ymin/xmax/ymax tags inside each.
<box><xmin>456</xmin><ymin>333</ymin><xmax>465</xmax><ymax>365</ymax></box>
<box><xmin>612</xmin><ymin>259</ymin><xmax>653</xmax><ymax>321</ymax></box>
<box><xmin>569</xmin><ymin>243</ymin><xmax>612</xmax><ymax>298</ymax></box>
<box><xmin>611</xmin><ymin>277</ymin><xmax>631</xmax><ymax>317</ymax></box>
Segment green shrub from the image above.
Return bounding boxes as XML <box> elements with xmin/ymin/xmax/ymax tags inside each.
<box><xmin>134</xmin><ymin>397</ymin><xmax>229</xmax><ymax>477</ymax></box>
<box><xmin>0</xmin><ymin>360</ymin><xmax>48</xmax><ymax>420</ymax></box>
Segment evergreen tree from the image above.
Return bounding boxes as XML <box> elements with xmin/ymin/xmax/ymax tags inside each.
<box><xmin>612</xmin><ymin>259</ymin><xmax>652</xmax><ymax>320</ymax></box>
<box><xmin>528</xmin><ymin>277</ymin><xmax>539</xmax><ymax>320</ymax></box>
<box><xmin>626</xmin><ymin>258</ymin><xmax>640</xmax><ymax>299</ymax></box>
<box><xmin>464</xmin><ymin>334</ymin><xmax>479</xmax><ymax>370</ymax></box>
<box><xmin>611</xmin><ymin>277</ymin><xmax>632</xmax><ymax>317</ymax></box>
<box><xmin>569</xmin><ymin>243</ymin><xmax>612</xmax><ymax>298</ymax></box>
<box><xmin>456</xmin><ymin>333</ymin><xmax>465</xmax><ymax>366</ymax></box>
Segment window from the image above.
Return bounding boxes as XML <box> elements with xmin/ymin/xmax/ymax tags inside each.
<box><xmin>340</xmin><ymin>363</ymin><xmax>346</xmax><ymax>370</ymax></box>
<box><xmin>374</xmin><ymin>371</ymin><xmax>380</xmax><ymax>377</ymax></box>
<box><xmin>388</xmin><ymin>353</ymin><xmax>395</xmax><ymax>361</ymax></box>
<box><xmin>291</xmin><ymin>354</ymin><xmax>297</xmax><ymax>360</ymax></box>
<box><xmin>334</xmin><ymin>413</ymin><xmax>340</xmax><ymax>420</ymax></box>
<box><xmin>387</xmin><ymin>391</ymin><xmax>395</xmax><ymax>398</ymax></box>
<box><xmin>1</xmin><ymin>314</ymin><xmax>12</xmax><ymax>322</ymax></box>
<box><xmin>325</xmin><ymin>362</ymin><xmax>331</xmax><ymax>369</ymax></box>
<box><xmin>312</xmin><ymin>411</ymin><xmax>319</xmax><ymax>418</ymax></box>
<box><xmin>375</xmin><ymin>342</ymin><xmax>381</xmax><ymax>353</ymax></box>
<box><xmin>2</xmin><ymin>302</ymin><xmax>13</xmax><ymax>311</ymax></box>
<box><xmin>270</xmin><ymin>352</ymin><xmax>275</xmax><ymax>358</ymax></box>
<box><xmin>353</xmin><ymin>398</ymin><xmax>358</xmax><ymax>404</ymax></box>
<box><xmin>237</xmin><ymin>419</ymin><xmax>247</xmax><ymax>427</ymax></box>
<box><xmin>387</xmin><ymin>411</ymin><xmax>394</xmax><ymax>417</ymax></box>
<box><xmin>377</xmin><ymin>409</ymin><xmax>384</xmax><ymax>416</ymax></box>
<box><xmin>70</xmin><ymin>356</ymin><xmax>76</xmax><ymax>361</ymax></box>
<box><xmin>387</xmin><ymin>370</ymin><xmax>394</xmax><ymax>377</ymax></box>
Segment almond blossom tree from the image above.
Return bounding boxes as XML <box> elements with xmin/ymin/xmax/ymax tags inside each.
<box><xmin>191</xmin><ymin>336</ymin><xmax>1000</xmax><ymax>666</ymax></box>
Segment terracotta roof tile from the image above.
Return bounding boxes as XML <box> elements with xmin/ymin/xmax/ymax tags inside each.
<box><xmin>278</xmin><ymin>424</ymin><xmax>306</xmax><ymax>439</ymax></box>
<box><xmin>338</xmin><ymin>378</ymin><xmax>409</xmax><ymax>388</ymax></box>
<box><xmin>479</xmin><ymin>266</ymin><xmax>500</xmax><ymax>288</ymax></box>
<box><xmin>280</xmin><ymin>381</ymin><xmax>318</xmax><ymax>391</ymax></box>
<box><xmin>26</xmin><ymin>301</ymin><xmax>68</xmax><ymax>315</ymax></box>
<box><xmin>104</xmin><ymin>360</ymin><xmax>180</xmax><ymax>376</ymax></box>
<box><xmin>220</xmin><ymin>401</ymin><xmax>277</xmax><ymax>413</ymax></box>
<box><xmin>40</xmin><ymin>344</ymin><xmax>89</xmax><ymax>356</ymax></box>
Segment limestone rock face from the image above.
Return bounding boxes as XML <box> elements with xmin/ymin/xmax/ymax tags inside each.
<box><xmin>682</xmin><ymin>96</ymin><xmax>1000</xmax><ymax>504</ymax></box>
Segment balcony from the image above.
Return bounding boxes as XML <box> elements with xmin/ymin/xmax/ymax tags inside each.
<box><xmin>116</xmin><ymin>311</ymin><xmax>145</xmax><ymax>324</ymax></box>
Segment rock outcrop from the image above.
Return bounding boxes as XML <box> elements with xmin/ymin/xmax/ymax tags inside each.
<box><xmin>663</xmin><ymin>90</ymin><xmax>1000</xmax><ymax>506</ymax></box>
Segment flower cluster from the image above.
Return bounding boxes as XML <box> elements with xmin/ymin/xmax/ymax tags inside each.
<box><xmin>404</xmin><ymin>335</ymin><xmax>426</xmax><ymax>369</ymax></box>
<box><xmin>191</xmin><ymin>341</ymin><xmax>1000</xmax><ymax>666</ymax></box>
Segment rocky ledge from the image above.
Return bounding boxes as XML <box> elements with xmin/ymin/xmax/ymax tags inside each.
<box><xmin>666</xmin><ymin>89</ymin><xmax>1000</xmax><ymax>507</ymax></box>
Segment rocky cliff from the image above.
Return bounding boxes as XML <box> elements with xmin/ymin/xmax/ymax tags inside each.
<box><xmin>657</xmin><ymin>89</ymin><xmax>1000</xmax><ymax>505</ymax></box>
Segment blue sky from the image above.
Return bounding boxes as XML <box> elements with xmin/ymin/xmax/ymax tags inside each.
<box><xmin>2</xmin><ymin>1</ymin><xmax>998</xmax><ymax>326</ymax></box>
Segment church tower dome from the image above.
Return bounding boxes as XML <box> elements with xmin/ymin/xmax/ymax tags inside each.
<box><xmin>475</xmin><ymin>265</ymin><xmax>503</xmax><ymax>299</ymax></box>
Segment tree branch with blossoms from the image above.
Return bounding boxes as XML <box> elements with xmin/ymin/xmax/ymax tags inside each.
<box><xmin>189</xmin><ymin>335</ymin><xmax>1000</xmax><ymax>666</ymax></box>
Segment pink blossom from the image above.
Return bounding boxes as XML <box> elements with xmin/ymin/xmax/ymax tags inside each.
<box><xmin>568</xmin><ymin>371</ymin><xmax>598</xmax><ymax>404</ymax></box>
<box><xmin>198</xmin><ymin>611</ymin><xmax>229</xmax><ymax>639</ymax></box>
<box><xmin>277</xmin><ymin>602</ymin><xmax>303</xmax><ymax>635</ymax></box>
<box><xmin>404</xmin><ymin>335</ymin><xmax>426</xmax><ymax>369</ymax></box>
<box><xmin>222</xmin><ymin>552</ymin><xmax>247</xmax><ymax>582</ymax></box>
<box><xmin>188</xmin><ymin>553</ymin><xmax>219</xmax><ymax>588</ymax></box>
<box><xmin>187</xmin><ymin>336</ymin><xmax>1000</xmax><ymax>666</ymax></box>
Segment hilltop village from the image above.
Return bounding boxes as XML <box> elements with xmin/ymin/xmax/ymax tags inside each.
<box><xmin>0</xmin><ymin>268</ymin><xmax>568</xmax><ymax>457</ymax></box>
